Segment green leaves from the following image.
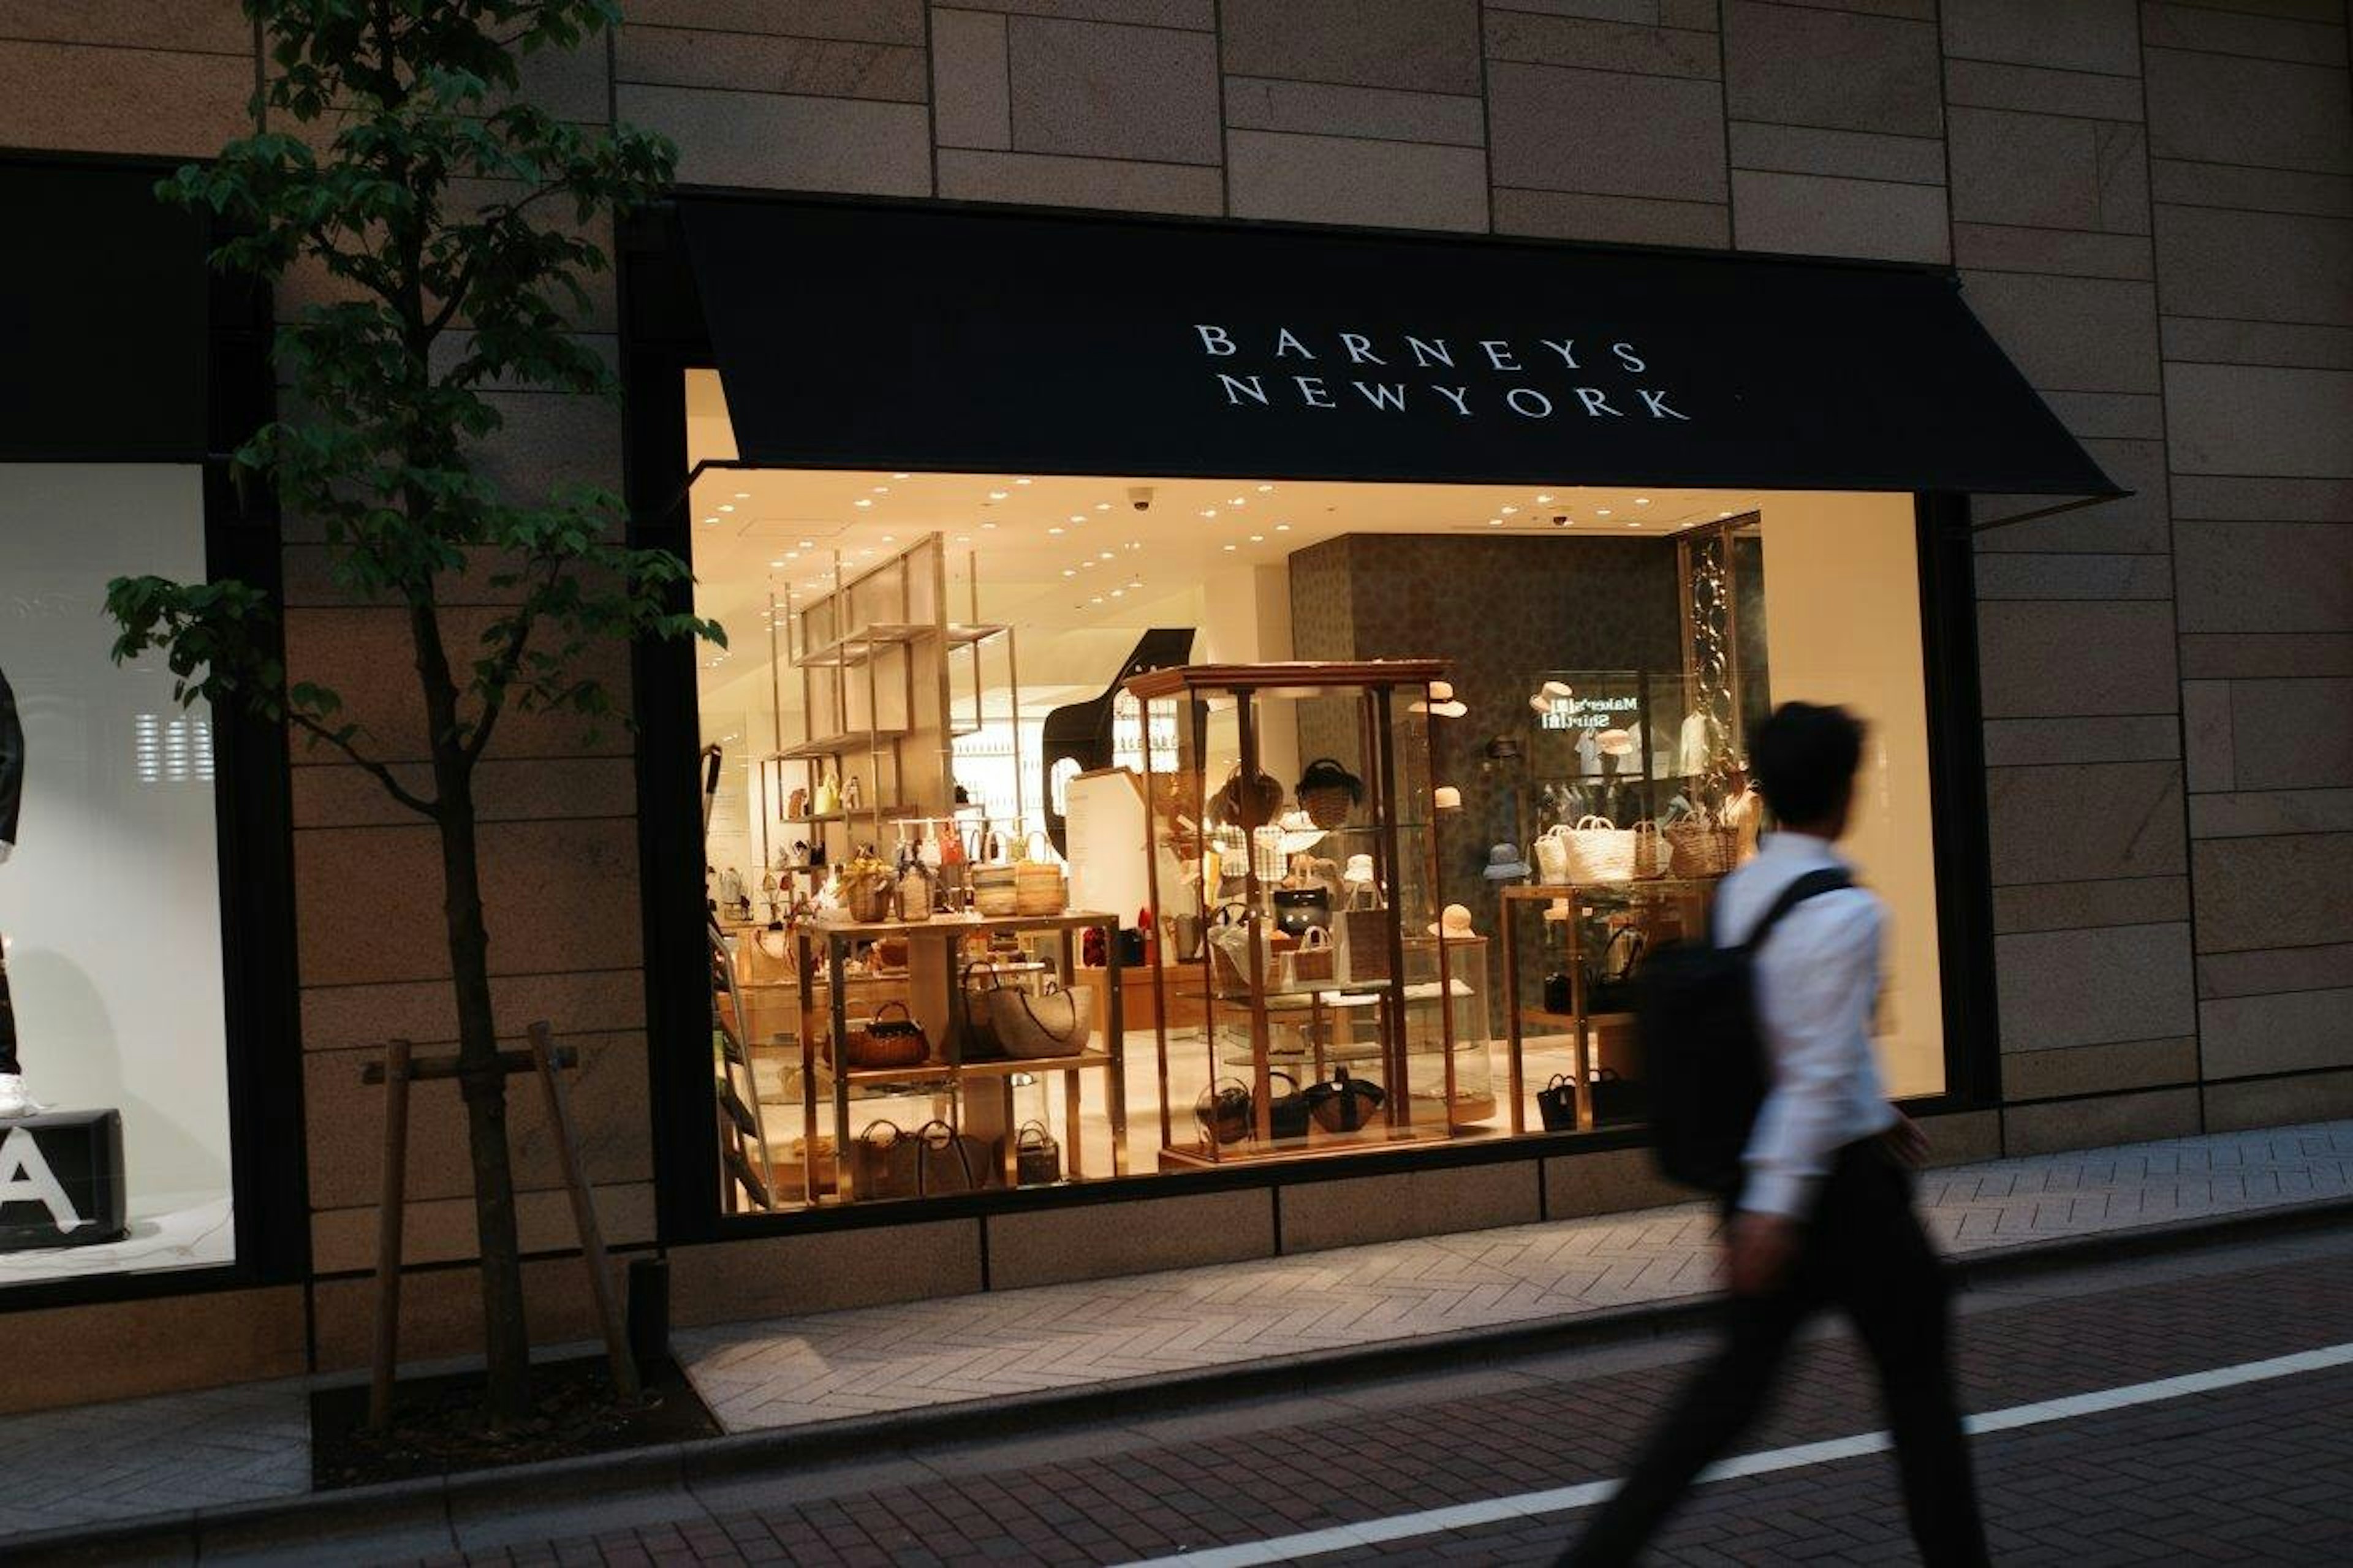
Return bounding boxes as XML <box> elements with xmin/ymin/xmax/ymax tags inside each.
<box><xmin>123</xmin><ymin>0</ymin><xmax>713</xmax><ymax>817</ymax></box>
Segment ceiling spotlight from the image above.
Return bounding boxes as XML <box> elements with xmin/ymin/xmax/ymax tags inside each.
<box><xmin>717</xmin><ymin>504</ymin><xmax>734</xmax><ymax>513</ymax></box>
<box><xmin>798</xmin><ymin>539</ymin><xmax>813</xmax><ymax>548</ymax></box>
<box><xmin>1200</xmin><ymin>508</ymin><xmax>1218</xmax><ymax>518</ymax></box>
<box><xmin>1062</xmin><ymin>569</ymin><xmax>1076</xmax><ymax>577</ymax></box>
<box><xmin>768</xmin><ymin>558</ymin><xmax>784</xmax><ymax>568</ymax></box>
<box><xmin>1275</xmin><ymin>524</ymin><xmax>1290</xmax><ymax>532</ymax></box>
<box><xmin>871</xmin><ymin>485</ymin><xmax>889</xmax><ymax>494</ymax></box>
<box><xmin>1099</xmin><ymin>550</ymin><xmax>1115</xmax><ymax>559</ymax></box>
<box><xmin>1249</xmin><ymin>534</ymin><xmax>1264</xmax><ymax>543</ymax></box>
<box><xmin>982</xmin><ymin>521</ymin><xmax>998</xmax><ymax>530</ymax></box>
<box><xmin>701</xmin><ymin>517</ymin><xmax>719</xmax><ymax>525</ymax></box>
<box><xmin>1635</xmin><ymin>497</ymin><xmax>1652</xmax><ymax>506</ymax></box>
<box><xmin>1222</xmin><ymin>543</ymin><xmax>1237</xmax><ymax>551</ymax></box>
<box><xmin>1501</xmin><ymin>506</ymin><xmax>1518</xmax><ymax>515</ymax></box>
<box><xmin>1256</xmin><ymin>483</ymin><xmax>1275</xmax><ymax>493</ymax></box>
<box><xmin>1082</xmin><ymin>560</ymin><xmax>1096</xmax><ymax>569</ymax></box>
<box><xmin>1536</xmin><ymin>493</ymin><xmax>1553</xmax><ymax>504</ymax></box>
<box><xmin>1015</xmin><ymin>477</ymin><xmax>1033</xmax><ymax>486</ymax></box>
<box><xmin>1718</xmin><ymin>510</ymin><xmax>1733</xmax><ymax>518</ymax></box>
<box><xmin>732</xmin><ymin>491</ymin><xmax>749</xmax><ymax>499</ymax></box>
<box><xmin>1068</xmin><ymin>514</ymin><xmax>1085</xmax><ymax>523</ymax></box>
<box><xmin>1626</xmin><ymin>520</ymin><xmax>1641</xmax><ymax>528</ymax></box>
<box><xmin>785</xmin><ymin>552</ymin><xmax>798</xmax><ymax>561</ymax></box>
<box><xmin>957</xmin><ymin>533</ymin><xmax>972</xmax><ymax>543</ymax></box>
<box><xmin>1126</xmin><ymin>540</ymin><xmax>1142</xmax><ymax>550</ymax></box>
<box><xmin>1048</xmin><ymin>526</ymin><xmax>1064</xmax><ymax>536</ymax></box>
<box><xmin>1094</xmin><ymin>502</ymin><xmax>1110</xmax><ymax>511</ymax></box>
<box><xmin>1487</xmin><ymin>518</ymin><xmax>1502</xmax><ymax>526</ymax></box>
<box><xmin>1229</xmin><ymin>496</ymin><xmax>1246</xmax><ymax>506</ymax></box>
<box><xmin>1110</xmin><ymin>589</ymin><xmax>1125</xmax><ymax>599</ymax></box>
<box><xmin>854</xmin><ymin>498</ymin><xmax>872</xmax><ymax>508</ymax></box>
<box><xmin>1597</xmin><ymin>509</ymin><xmax>1612</xmax><ymax>517</ymax></box>
<box><xmin>1091</xmin><ymin>595</ymin><xmax>1105</xmax><ymax>604</ymax></box>
<box><xmin>882</xmin><ymin>534</ymin><xmax>895</xmax><ymax>542</ymax></box>
<box><xmin>988</xmin><ymin>490</ymin><xmax>1008</xmax><ymax>501</ymax></box>
<box><xmin>892</xmin><ymin>472</ymin><xmax>910</xmax><ymax>479</ymax></box>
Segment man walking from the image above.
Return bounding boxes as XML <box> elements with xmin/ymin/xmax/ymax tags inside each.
<box><xmin>1559</xmin><ymin>702</ymin><xmax>1989</xmax><ymax>1566</ymax></box>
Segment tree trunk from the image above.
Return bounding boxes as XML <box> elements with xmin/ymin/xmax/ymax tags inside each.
<box><xmin>436</xmin><ymin>766</ymin><xmax>533</xmax><ymax>1428</ymax></box>
<box><xmin>413</xmin><ymin>596</ymin><xmax>532</xmax><ymax>1428</ymax></box>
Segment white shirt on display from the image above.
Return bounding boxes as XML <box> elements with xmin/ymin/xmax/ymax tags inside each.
<box><xmin>1712</xmin><ymin>830</ymin><xmax>1900</xmax><ymax>1220</ymax></box>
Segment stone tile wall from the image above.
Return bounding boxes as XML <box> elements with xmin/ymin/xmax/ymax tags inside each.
<box><xmin>2</xmin><ymin>0</ymin><xmax>2351</xmax><ymax>1364</ymax></box>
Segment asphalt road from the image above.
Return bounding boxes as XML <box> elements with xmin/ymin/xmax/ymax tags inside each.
<box><xmin>383</xmin><ymin>1220</ymin><xmax>2353</xmax><ymax>1567</ymax></box>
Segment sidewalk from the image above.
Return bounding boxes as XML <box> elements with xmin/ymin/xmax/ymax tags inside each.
<box><xmin>6</xmin><ymin>1119</ymin><xmax>2351</xmax><ymax>1550</ymax></box>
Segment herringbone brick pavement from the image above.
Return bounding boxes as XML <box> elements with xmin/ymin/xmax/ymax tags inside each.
<box><xmin>675</xmin><ymin>1121</ymin><xmax>2353</xmax><ymax>1434</ymax></box>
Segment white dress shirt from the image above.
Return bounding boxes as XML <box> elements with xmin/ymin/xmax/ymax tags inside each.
<box><xmin>1711</xmin><ymin>831</ymin><xmax>1898</xmax><ymax>1220</ymax></box>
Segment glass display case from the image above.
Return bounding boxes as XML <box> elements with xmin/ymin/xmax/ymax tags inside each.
<box><xmin>1128</xmin><ymin>661</ymin><xmax>1494</xmax><ymax>1165</ymax></box>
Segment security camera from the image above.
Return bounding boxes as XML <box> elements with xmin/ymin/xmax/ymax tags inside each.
<box><xmin>1127</xmin><ymin>485</ymin><xmax>1155</xmax><ymax>512</ymax></box>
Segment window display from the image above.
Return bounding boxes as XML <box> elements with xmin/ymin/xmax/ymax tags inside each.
<box><xmin>681</xmin><ymin>430</ymin><xmax>1950</xmax><ymax>1216</ymax></box>
<box><xmin>0</xmin><ymin>466</ymin><xmax>234</xmax><ymax>1282</ymax></box>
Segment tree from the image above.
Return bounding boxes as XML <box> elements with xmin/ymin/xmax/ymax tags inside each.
<box><xmin>108</xmin><ymin>0</ymin><xmax>717</xmax><ymax>1427</ymax></box>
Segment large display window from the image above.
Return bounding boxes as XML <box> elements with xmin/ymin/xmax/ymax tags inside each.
<box><xmin>0</xmin><ymin>466</ymin><xmax>236</xmax><ymax>1283</ymax></box>
<box><xmin>681</xmin><ymin>369</ymin><xmax>1954</xmax><ymax>1215</ymax></box>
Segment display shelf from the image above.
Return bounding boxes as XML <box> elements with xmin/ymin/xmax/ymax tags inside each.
<box><xmin>817</xmin><ymin>1048</ymin><xmax>1116</xmax><ymax>1087</ymax></box>
<box><xmin>796</xmin><ymin>621</ymin><xmax>1009</xmax><ymax>668</ymax></box>
<box><xmin>1158</xmin><ymin>1123</ymin><xmax>1450</xmax><ymax>1170</ymax></box>
<box><xmin>775</xmin><ymin>728</ymin><xmax>910</xmax><ymax>761</ymax></box>
<box><xmin>777</xmin><ymin>804</ymin><xmax>914</xmax><ymax>825</ymax></box>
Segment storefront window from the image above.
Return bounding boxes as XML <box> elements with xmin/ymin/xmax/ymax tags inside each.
<box><xmin>0</xmin><ymin>466</ymin><xmax>235</xmax><ymax>1282</ymax></box>
<box><xmin>684</xmin><ymin>374</ymin><xmax>1949</xmax><ymax>1213</ymax></box>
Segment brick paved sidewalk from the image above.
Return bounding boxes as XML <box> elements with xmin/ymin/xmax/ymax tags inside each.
<box><xmin>2</xmin><ymin>1118</ymin><xmax>2349</xmax><ymax>1547</ymax></box>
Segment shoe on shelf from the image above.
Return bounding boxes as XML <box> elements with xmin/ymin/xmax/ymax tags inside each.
<box><xmin>0</xmin><ymin>1074</ymin><xmax>44</xmax><ymax>1118</ymax></box>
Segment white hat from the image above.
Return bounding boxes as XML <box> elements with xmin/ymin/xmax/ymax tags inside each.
<box><xmin>1412</xmin><ymin>679</ymin><xmax>1466</xmax><ymax>717</ymax></box>
<box><xmin>1542</xmin><ymin>680</ymin><xmax>1574</xmax><ymax>699</ymax></box>
<box><xmin>1343</xmin><ymin>852</ymin><xmax>1377</xmax><ymax>885</ymax></box>
<box><xmin>1433</xmin><ymin>785</ymin><xmax>1461</xmax><ymax>809</ymax></box>
<box><xmin>1597</xmin><ymin>727</ymin><xmax>1636</xmax><ymax>757</ymax></box>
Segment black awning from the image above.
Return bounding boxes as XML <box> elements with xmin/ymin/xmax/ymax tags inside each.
<box><xmin>0</xmin><ymin>161</ymin><xmax>210</xmax><ymax>463</ymax></box>
<box><xmin>680</xmin><ymin>195</ymin><xmax>2113</xmax><ymax>497</ymax></box>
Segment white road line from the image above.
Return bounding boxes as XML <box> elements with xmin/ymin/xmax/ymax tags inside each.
<box><xmin>1126</xmin><ymin>1339</ymin><xmax>2353</xmax><ymax>1567</ymax></box>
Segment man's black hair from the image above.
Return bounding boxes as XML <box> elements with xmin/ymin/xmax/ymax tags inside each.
<box><xmin>1750</xmin><ymin>702</ymin><xmax>1865</xmax><ymax>827</ymax></box>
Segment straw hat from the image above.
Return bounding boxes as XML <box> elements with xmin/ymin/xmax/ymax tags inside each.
<box><xmin>1413</xmin><ymin>680</ymin><xmax>1468</xmax><ymax>718</ymax></box>
<box><xmin>1342</xmin><ymin>852</ymin><xmax>1377</xmax><ymax>886</ymax></box>
<box><xmin>1426</xmin><ymin>903</ymin><xmax>1479</xmax><ymax>940</ymax></box>
<box><xmin>1597</xmin><ymin>727</ymin><xmax>1637</xmax><ymax>757</ymax></box>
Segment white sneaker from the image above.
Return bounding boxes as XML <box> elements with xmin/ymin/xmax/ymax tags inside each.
<box><xmin>0</xmin><ymin>1074</ymin><xmax>42</xmax><ymax>1117</ymax></box>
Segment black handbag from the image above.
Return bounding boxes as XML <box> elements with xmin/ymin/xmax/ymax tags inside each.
<box><xmin>1193</xmin><ymin>1070</ymin><xmax>1312</xmax><ymax>1143</ymax></box>
<box><xmin>1271</xmin><ymin>885</ymin><xmax>1332</xmax><ymax>940</ymax></box>
<box><xmin>1537</xmin><ymin>1072</ymin><xmax>1579</xmax><ymax>1132</ymax></box>
<box><xmin>1588</xmin><ymin>926</ymin><xmax>1647</xmax><ymax>1015</ymax></box>
<box><xmin>1305</xmin><ymin>1064</ymin><xmax>1384</xmax><ymax>1134</ymax></box>
<box><xmin>955</xmin><ymin>961</ymin><xmax>1006</xmax><ymax>1060</ymax></box>
<box><xmin>1014</xmin><ymin>1120</ymin><xmax>1061</xmax><ymax>1186</ymax></box>
<box><xmin>1589</xmin><ymin>1066</ymin><xmax>1648</xmax><ymax>1126</ymax></box>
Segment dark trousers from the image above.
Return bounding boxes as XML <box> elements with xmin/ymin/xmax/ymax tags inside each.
<box><xmin>0</xmin><ymin>939</ymin><xmax>16</xmax><ymax>1077</ymax></box>
<box><xmin>1559</xmin><ymin>1141</ymin><xmax>1990</xmax><ymax>1567</ymax></box>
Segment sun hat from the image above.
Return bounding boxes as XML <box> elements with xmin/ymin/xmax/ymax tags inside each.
<box><xmin>1342</xmin><ymin>852</ymin><xmax>1376</xmax><ymax>885</ymax></box>
<box><xmin>1433</xmin><ymin>785</ymin><xmax>1461</xmax><ymax>809</ymax></box>
<box><xmin>1426</xmin><ymin>903</ymin><xmax>1479</xmax><ymax>940</ymax></box>
<box><xmin>1542</xmin><ymin>680</ymin><xmax>1574</xmax><ymax>698</ymax></box>
<box><xmin>1597</xmin><ymin>727</ymin><xmax>1637</xmax><ymax>757</ymax></box>
<box><xmin>1413</xmin><ymin>680</ymin><xmax>1468</xmax><ymax>718</ymax></box>
<box><xmin>1483</xmin><ymin>843</ymin><xmax>1531</xmax><ymax>881</ymax></box>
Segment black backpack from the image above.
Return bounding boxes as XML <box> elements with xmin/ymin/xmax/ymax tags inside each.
<box><xmin>1635</xmin><ymin>868</ymin><xmax>1852</xmax><ymax>1194</ymax></box>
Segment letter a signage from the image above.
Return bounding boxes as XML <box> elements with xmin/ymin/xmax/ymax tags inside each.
<box><xmin>0</xmin><ymin>1125</ymin><xmax>89</xmax><ymax>1235</ymax></box>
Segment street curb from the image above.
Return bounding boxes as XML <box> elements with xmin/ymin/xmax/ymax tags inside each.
<box><xmin>14</xmin><ymin>1194</ymin><xmax>2353</xmax><ymax>1562</ymax></box>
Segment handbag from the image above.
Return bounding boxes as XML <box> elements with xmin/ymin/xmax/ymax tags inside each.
<box><xmin>1543</xmin><ymin>968</ymin><xmax>1573</xmax><ymax>1014</ymax></box>
<box><xmin>1305</xmin><ymin>1064</ymin><xmax>1384</xmax><ymax>1134</ymax></box>
<box><xmin>955</xmin><ymin>961</ymin><xmax>1007</xmax><ymax>1060</ymax></box>
<box><xmin>1270</xmin><ymin>885</ymin><xmax>1331</xmax><ymax>940</ymax></box>
<box><xmin>1210</xmin><ymin>763</ymin><xmax>1284</xmax><ymax>830</ymax></box>
<box><xmin>1590</xmin><ymin>1066</ymin><xmax>1647</xmax><ymax>1126</ymax></box>
<box><xmin>1014</xmin><ymin>831</ymin><xmax>1067</xmax><ymax>915</ymax></box>
<box><xmin>814</xmin><ymin>772</ymin><xmax>841</xmax><ymax>816</ymax></box>
<box><xmin>1665</xmin><ymin>809</ymin><xmax>1740</xmax><ymax>879</ymax></box>
<box><xmin>1295</xmin><ymin>756</ymin><xmax>1364</xmax><ymax>830</ymax></box>
<box><xmin>1192</xmin><ymin>1072</ymin><xmax>1311</xmax><ymax>1143</ymax></box>
<box><xmin>986</xmin><ymin>975</ymin><xmax>1096</xmax><ymax>1059</ymax></box>
<box><xmin>971</xmin><ymin>862</ymin><xmax>1019</xmax><ymax>917</ymax></box>
<box><xmin>1208</xmin><ymin>902</ymin><xmax>1274</xmax><ymax>993</ymax></box>
<box><xmin>1014</xmin><ymin>1120</ymin><xmax>1061</xmax><ymax>1186</ymax></box>
<box><xmin>1337</xmin><ymin>885</ymin><xmax>1390</xmax><ymax>984</ymax></box>
<box><xmin>1537</xmin><ymin>1073</ymin><xmax>1579</xmax><ymax>1132</ymax></box>
<box><xmin>850</xmin><ymin>1119</ymin><xmax>918</xmax><ymax>1199</ymax></box>
<box><xmin>1630</xmin><ymin>819</ymin><xmax>1667</xmax><ymax>880</ymax></box>
<box><xmin>1284</xmin><ymin>924</ymin><xmax>1336</xmax><ymax>987</ymax></box>
<box><xmin>1559</xmin><ymin>816</ymin><xmax>1637</xmax><ymax>883</ymax></box>
<box><xmin>1588</xmin><ymin>926</ymin><xmax>1647</xmax><ymax>1015</ymax></box>
<box><xmin>839</xmin><ymin>999</ymin><xmax>930</xmax><ymax>1070</ymax></box>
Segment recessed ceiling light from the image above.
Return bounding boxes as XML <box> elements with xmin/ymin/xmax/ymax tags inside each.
<box><xmin>1048</xmin><ymin>526</ymin><xmax>1064</xmax><ymax>536</ymax></box>
<box><xmin>1094</xmin><ymin>502</ymin><xmax>1110</xmax><ymax>511</ymax></box>
<box><xmin>717</xmin><ymin>504</ymin><xmax>734</xmax><ymax>513</ymax></box>
<box><xmin>1501</xmin><ymin>506</ymin><xmax>1518</xmax><ymax>515</ymax></box>
<box><xmin>1068</xmin><ymin>514</ymin><xmax>1085</xmax><ymax>523</ymax></box>
<box><xmin>1016</xmin><ymin>477</ymin><xmax>1033</xmax><ymax>486</ymax></box>
<box><xmin>871</xmin><ymin>485</ymin><xmax>889</xmax><ymax>494</ymax></box>
<box><xmin>1718</xmin><ymin>510</ymin><xmax>1733</xmax><ymax>518</ymax></box>
<box><xmin>1275</xmin><ymin>524</ymin><xmax>1290</xmax><ymax>532</ymax></box>
<box><xmin>882</xmin><ymin>534</ymin><xmax>895</xmax><ymax>542</ymax></box>
<box><xmin>854</xmin><ymin>498</ymin><xmax>872</xmax><ymax>508</ymax></box>
<box><xmin>892</xmin><ymin>472</ymin><xmax>910</xmax><ymax>479</ymax></box>
<box><xmin>1099</xmin><ymin>550</ymin><xmax>1115</xmax><ymax>559</ymax></box>
<box><xmin>1487</xmin><ymin>518</ymin><xmax>1502</xmax><ymax>526</ymax></box>
<box><xmin>1249</xmin><ymin>534</ymin><xmax>1264</xmax><ymax>543</ymax></box>
<box><xmin>1256</xmin><ymin>483</ymin><xmax>1275</xmax><ymax>493</ymax></box>
<box><xmin>860</xmin><ymin>549</ymin><xmax>874</xmax><ymax>557</ymax></box>
<box><xmin>701</xmin><ymin>517</ymin><xmax>718</xmax><ymax>525</ymax></box>
<box><xmin>1126</xmin><ymin>540</ymin><xmax>1142</xmax><ymax>550</ymax></box>
<box><xmin>982</xmin><ymin>521</ymin><xmax>998</xmax><ymax>530</ymax></box>
<box><xmin>1535</xmin><ymin>493</ymin><xmax>1553</xmax><ymax>504</ymax></box>
<box><xmin>1229</xmin><ymin>496</ymin><xmax>1246</xmax><ymax>506</ymax></box>
<box><xmin>785</xmin><ymin>551</ymin><xmax>798</xmax><ymax>561</ymax></box>
<box><xmin>1222</xmin><ymin>543</ymin><xmax>1237</xmax><ymax>551</ymax></box>
<box><xmin>1635</xmin><ymin>497</ymin><xmax>1651</xmax><ymax>506</ymax></box>
<box><xmin>1110</xmin><ymin>588</ymin><xmax>1124</xmax><ymax>598</ymax></box>
<box><xmin>957</xmin><ymin>534</ymin><xmax>972</xmax><ymax>543</ymax></box>
<box><xmin>768</xmin><ymin>559</ymin><xmax>783</xmax><ymax>567</ymax></box>
<box><xmin>1082</xmin><ymin>560</ymin><xmax>1096</xmax><ymax>569</ymax></box>
<box><xmin>988</xmin><ymin>490</ymin><xmax>1007</xmax><ymax>501</ymax></box>
<box><xmin>1091</xmin><ymin>595</ymin><xmax>1105</xmax><ymax>604</ymax></box>
<box><xmin>1200</xmin><ymin>508</ymin><xmax>1218</xmax><ymax>518</ymax></box>
<box><xmin>1626</xmin><ymin>521</ymin><xmax>1640</xmax><ymax>528</ymax></box>
<box><xmin>798</xmin><ymin>539</ymin><xmax>813</xmax><ymax>548</ymax></box>
<box><xmin>1062</xmin><ymin>569</ymin><xmax>1076</xmax><ymax>578</ymax></box>
<box><xmin>1597</xmin><ymin>509</ymin><xmax>1612</xmax><ymax>517</ymax></box>
<box><xmin>732</xmin><ymin>491</ymin><xmax>749</xmax><ymax>499</ymax></box>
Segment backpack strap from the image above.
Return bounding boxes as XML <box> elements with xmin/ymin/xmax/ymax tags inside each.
<box><xmin>1720</xmin><ymin>867</ymin><xmax>1852</xmax><ymax>952</ymax></box>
